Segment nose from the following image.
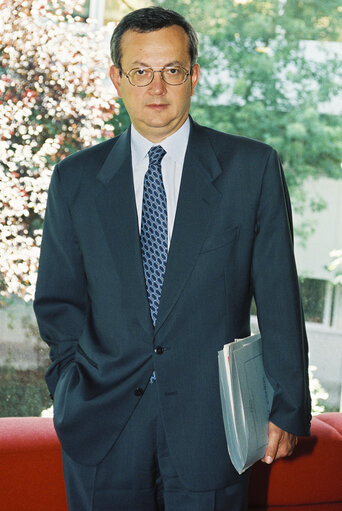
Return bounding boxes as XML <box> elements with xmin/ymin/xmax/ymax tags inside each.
<box><xmin>148</xmin><ymin>71</ymin><xmax>166</xmax><ymax>95</ymax></box>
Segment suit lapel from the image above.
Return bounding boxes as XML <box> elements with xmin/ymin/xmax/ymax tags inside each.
<box><xmin>155</xmin><ymin>121</ymin><xmax>223</xmax><ymax>334</ymax></box>
<box><xmin>94</xmin><ymin>122</ymin><xmax>224</xmax><ymax>337</ymax></box>
<box><xmin>95</xmin><ymin>128</ymin><xmax>154</xmax><ymax>337</ymax></box>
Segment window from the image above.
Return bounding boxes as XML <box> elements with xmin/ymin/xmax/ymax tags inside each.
<box><xmin>299</xmin><ymin>278</ymin><xmax>327</xmax><ymax>324</ymax></box>
<box><xmin>103</xmin><ymin>0</ymin><xmax>150</xmax><ymax>25</ymax></box>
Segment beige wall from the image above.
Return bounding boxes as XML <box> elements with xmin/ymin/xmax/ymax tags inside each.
<box><xmin>293</xmin><ymin>177</ymin><xmax>342</xmax><ymax>281</ymax></box>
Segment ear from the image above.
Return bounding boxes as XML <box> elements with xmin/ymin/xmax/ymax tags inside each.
<box><xmin>109</xmin><ymin>65</ymin><xmax>122</xmax><ymax>97</ymax></box>
<box><xmin>190</xmin><ymin>64</ymin><xmax>200</xmax><ymax>96</ymax></box>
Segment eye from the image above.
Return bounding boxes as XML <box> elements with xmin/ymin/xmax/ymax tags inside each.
<box><xmin>136</xmin><ymin>68</ymin><xmax>147</xmax><ymax>76</ymax></box>
<box><xmin>166</xmin><ymin>67</ymin><xmax>180</xmax><ymax>75</ymax></box>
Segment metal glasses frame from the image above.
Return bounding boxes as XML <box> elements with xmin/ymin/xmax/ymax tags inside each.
<box><xmin>121</xmin><ymin>65</ymin><xmax>192</xmax><ymax>87</ymax></box>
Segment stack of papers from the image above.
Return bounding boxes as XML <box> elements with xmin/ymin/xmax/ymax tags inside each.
<box><xmin>218</xmin><ymin>334</ymin><xmax>274</xmax><ymax>474</ymax></box>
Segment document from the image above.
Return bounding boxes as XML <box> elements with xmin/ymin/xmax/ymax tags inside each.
<box><xmin>218</xmin><ymin>333</ymin><xmax>274</xmax><ymax>474</ymax></box>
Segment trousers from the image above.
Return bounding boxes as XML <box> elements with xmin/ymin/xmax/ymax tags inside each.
<box><xmin>62</xmin><ymin>380</ymin><xmax>250</xmax><ymax>511</ymax></box>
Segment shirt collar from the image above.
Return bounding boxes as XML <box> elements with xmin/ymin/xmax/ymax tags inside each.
<box><xmin>131</xmin><ymin>118</ymin><xmax>190</xmax><ymax>163</ymax></box>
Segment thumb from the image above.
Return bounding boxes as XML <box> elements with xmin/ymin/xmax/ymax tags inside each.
<box><xmin>262</xmin><ymin>424</ymin><xmax>281</xmax><ymax>464</ymax></box>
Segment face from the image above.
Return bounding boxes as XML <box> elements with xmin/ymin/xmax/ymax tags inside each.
<box><xmin>110</xmin><ymin>25</ymin><xmax>200</xmax><ymax>142</ymax></box>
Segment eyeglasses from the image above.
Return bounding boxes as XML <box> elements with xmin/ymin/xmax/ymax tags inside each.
<box><xmin>121</xmin><ymin>65</ymin><xmax>191</xmax><ymax>87</ymax></box>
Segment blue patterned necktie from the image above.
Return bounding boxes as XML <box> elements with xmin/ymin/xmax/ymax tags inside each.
<box><xmin>140</xmin><ymin>145</ymin><xmax>167</xmax><ymax>328</ymax></box>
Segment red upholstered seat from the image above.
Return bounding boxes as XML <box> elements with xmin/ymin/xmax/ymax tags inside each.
<box><xmin>0</xmin><ymin>417</ymin><xmax>67</xmax><ymax>511</ymax></box>
<box><xmin>249</xmin><ymin>412</ymin><xmax>342</xmax><ymax>509</ymax></box>
<box><xmin>0</xmin><ymin>413</ymin><xmax>341</xmax><ymax>510</ymax></box>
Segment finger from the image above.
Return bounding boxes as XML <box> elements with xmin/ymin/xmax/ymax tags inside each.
<box><xmin>262</xmin><ymin>426</ymin><xmax>282</xmax><ymax>464</ymax></box>
<box><xmin>269</xmin><ymin>432</ymin><xmax>298</xmax><ymax>461</ymax></box>
<box><xmin>274</xmin><ymin>434</ymin><xmax>298</xmax><ymax>460</ymax></box>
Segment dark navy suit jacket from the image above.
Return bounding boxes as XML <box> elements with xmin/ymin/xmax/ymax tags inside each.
<box><xmin>34</xmin><ymin>118</ymin><xmax>311</xmax><ymax>491</ymax></box>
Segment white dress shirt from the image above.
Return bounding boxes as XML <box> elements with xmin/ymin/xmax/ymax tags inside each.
<box><xmin>131</xmin><ymin>118</ymin><xmax>190</xmax><ymax>248</ymax></box>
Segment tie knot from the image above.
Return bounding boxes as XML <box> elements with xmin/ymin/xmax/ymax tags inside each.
<box><xmin>148</xmin><ymin>145</ymin><xmax>166</xmax><ymax>166</ymax></box>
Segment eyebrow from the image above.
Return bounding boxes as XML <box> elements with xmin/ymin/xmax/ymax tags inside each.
<box><xmin>128</xmin><ymin>60</ymin><xmax>185</xmax><ymax>68</ymax></box>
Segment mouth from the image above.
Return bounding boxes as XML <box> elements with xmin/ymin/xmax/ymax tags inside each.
<box><xmin>146</xmin><ymin>103</ymin><xmax>169</xmax><ymax>110</ymax></box>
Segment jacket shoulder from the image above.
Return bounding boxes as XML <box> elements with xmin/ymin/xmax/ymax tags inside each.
<box><xmin>50</xmin><ymin>134</ymin><xmax>124</xmax><ymax>204</ymax></box>
<box><xmin>57</xmin><ymin>136</ymin><xmax>119</xmax><ymax>173</ymax></box>
<box><xmin>205</xmin><ymin>125</ymin><xmax>273</xmax><ymax>155</ymax></box>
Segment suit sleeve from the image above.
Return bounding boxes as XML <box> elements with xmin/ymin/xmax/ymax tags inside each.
<box><xmin>251</xmin><ymin>149</ymin><xmax>311</xmax><ymax>436</ymax></box>
<box><xmin>34</xmin><ymin>163</ymin><xmax>89</xmax><ymax>396</ymax></box>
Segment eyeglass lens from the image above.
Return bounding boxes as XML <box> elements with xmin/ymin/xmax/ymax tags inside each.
<box><xmin>128</xmin><ymin>67</ymin><xmax>188</xmax><ymax>86</ymax></box>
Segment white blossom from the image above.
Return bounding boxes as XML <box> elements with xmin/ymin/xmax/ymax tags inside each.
<box><xmin>0</xmin><ymin>0</ymin><xmax>118</xmax><ymax>300</ymax></box>
<box><xmin>309</xmin><ymin>366</ymin><xmax>329</xmax><ymax>415</ymax></box>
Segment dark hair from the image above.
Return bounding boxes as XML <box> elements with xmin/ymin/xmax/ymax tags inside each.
<box><xmin>110</xmin><ymin>6</ymin><xmax>198</xmax><ymax>69</ymax></box>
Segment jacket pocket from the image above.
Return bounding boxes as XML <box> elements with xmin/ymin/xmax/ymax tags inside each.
<box><xmin>200</xmin><ymin>225</ymin><xmax>239</xmax><ymax>254</ymax></box>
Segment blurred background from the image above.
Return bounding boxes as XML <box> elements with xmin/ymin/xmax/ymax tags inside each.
<box><xmin>0</xmin><ymin>0</ymin><xmax>341</xmax><ymax>417</ymax></box>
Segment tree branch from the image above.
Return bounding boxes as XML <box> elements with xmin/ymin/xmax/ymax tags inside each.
<box><xmin>120</xmin><ymin>0</ymin><xmax>135</xmax><ymax>12</ymax></box>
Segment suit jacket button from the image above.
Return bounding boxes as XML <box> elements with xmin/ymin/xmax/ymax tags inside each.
<box><xmin>134</xmin><ymin>387</ymin><xmax>144</xmax><ymax>397</ymax></box>
<box><xmin>154</xmin><ymin>346</ymin><xmax>164</xmax><ymax>354</ymax></box>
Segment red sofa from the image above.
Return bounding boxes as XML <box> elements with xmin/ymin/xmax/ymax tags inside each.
<box><xmin>0</xmin><ymin>413</ymin><xmax>341</xmax><ymax>510</ymax></box>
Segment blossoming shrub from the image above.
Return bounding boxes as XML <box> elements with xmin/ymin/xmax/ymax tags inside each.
<box><xmin>309</xmin><ymin>365</ymin><xmax>329</xmax><ymax>415</ymax></box>
<box><xmin>0</xmin><ymin>366</ymin><xmax>50</xmax><ymax>417</ymax></box>
<box><xmin>0</xmin><ymin>0</ymin><xmax>117</xmax><ymax>300</ymax></box>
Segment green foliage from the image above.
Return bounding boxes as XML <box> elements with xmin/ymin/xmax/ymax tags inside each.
<box><xmin>155</xmin><ymin>0</ymin><xmax>342</xmax><ymax>220</ymax></box>
<box><xmin>108</xmin><ymin>97</ymin><xmax>131</xmax><ymax>135</ymax></box>
<box><xmin>0</xmin><ymin>366</ymin><xmax>50</xmax><ymax>417</ymax></box>
<box><xmin>329</xmin><ymin>248</ymin><xmax>342</xmax><ymax>284</ymax></box>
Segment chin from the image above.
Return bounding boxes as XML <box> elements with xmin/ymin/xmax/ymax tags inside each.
<box><xmin>145</xmin><ymin>119</ymin><xmax>173</xmax><ymax>129</ymax></box>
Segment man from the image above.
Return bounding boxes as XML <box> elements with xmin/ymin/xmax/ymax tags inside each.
<box><xmin>34</xmin><ymin>6</ymin><xmax>311</xmax><ymax>511</ymax></box>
